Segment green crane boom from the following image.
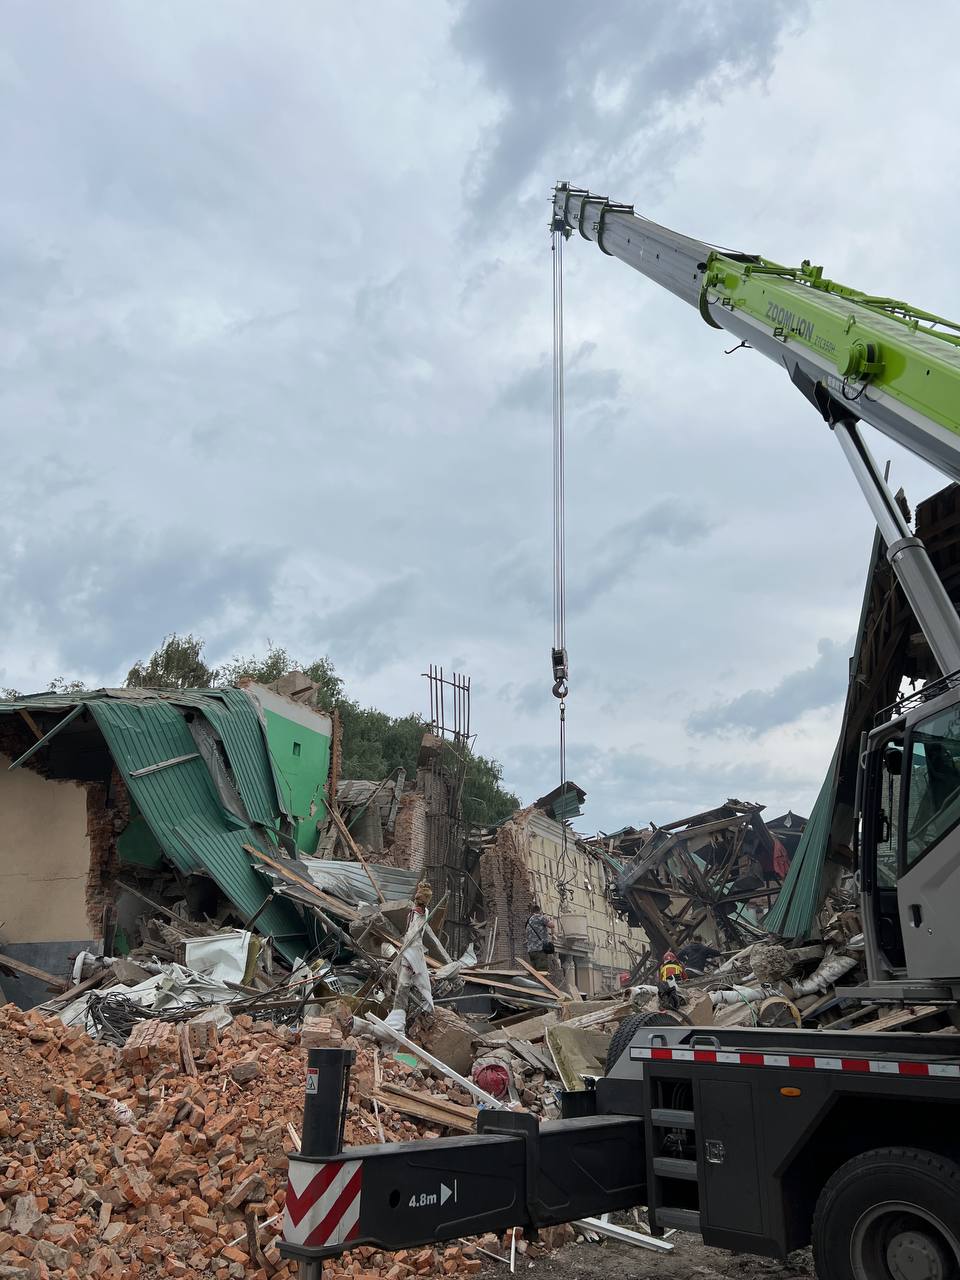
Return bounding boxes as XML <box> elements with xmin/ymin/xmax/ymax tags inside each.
<box><xmin>552</xmin><ymin>183</ymin><xmax>960</xmax><ymax>677</ymax></box>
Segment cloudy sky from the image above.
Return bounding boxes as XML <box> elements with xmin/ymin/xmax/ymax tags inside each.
<box><xmin>1</xmin><ymin>2</ymin><xmax>955</xmax><ymax>832</ymax></box>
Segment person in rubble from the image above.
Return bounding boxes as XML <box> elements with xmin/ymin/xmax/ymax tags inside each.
<box><xmin>658</xmin><ymin>949</ymin><xmax>687</xmax><ymax>983</ymax></box>
<box><xmin>677</xmin><ymin>937</ymin><xmax>723</xmax><ymax>974</ymax></box>
<box><xmin>525</xmin><ymin>902</ymin><xmax>555</xmax><ymax>973</ymax></box>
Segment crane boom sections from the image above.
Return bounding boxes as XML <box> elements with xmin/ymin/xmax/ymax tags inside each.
<box><xmin>553</xmin><ymin>183</ymin><xmax>960</xmax><ymax>484</ymax></box>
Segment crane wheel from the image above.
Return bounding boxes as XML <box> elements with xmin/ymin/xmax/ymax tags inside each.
<box><xmin>812</xmin><ymin>1146</ymin><xmax>960</xmax><ymax>1280</ymax></box>
<box><xmin>605</xmin><ymin>1011</ymin><xmax>682</xmax><ymax>1073</ymax></box>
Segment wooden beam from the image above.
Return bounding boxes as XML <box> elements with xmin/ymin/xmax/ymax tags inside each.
<box><xmin>45</xmin><ymin>965</ymin><xmax>116</xmax><ymax>1008</ymax></box>
<box><xmin>0</xmin><ymin>952</ymin><xmax>69</xmax><ymax>991</ymax></box>
<box><xmin>326</xmin><ymin>802</ymin><xmax>386</xmax><ymax>904</ymax></box>
<box><xmin>462</xmin><ymin>972</ymin><xmax>558</xmax><ymax>1001</ymax></box>
<box><xmin>845</xmin><ymin>1003</ymin><xmax>942</xmax><ymax>1033</ymax></box>
<box><xmin>17</xmin><ymin>709</ymin><xmax>43</xmax><ymax>741</ymax></box>
<box><xmin>374</xmin><ymin>1083</ymin><xmax>477</xmax><ymax>1133</ymax></box>
<box><xmin>366</xmin><ymin>1014</ymin><xmax>504</xmax><ymax>1110</ymax></box>
<box><xmin>516</xmin><ymin>956</ymin><xmax>571</xmax><ymax>1002</ymax></box>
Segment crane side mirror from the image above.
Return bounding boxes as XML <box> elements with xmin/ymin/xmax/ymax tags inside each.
<box><xmin>884</xmin><ymin>744</ymin><xmax>903</xmax><ymax>776</ymax></box>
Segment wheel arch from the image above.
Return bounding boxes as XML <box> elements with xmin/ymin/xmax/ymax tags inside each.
<box><xmin>778</xmin><ymin>1095</ymin><xmax>960</xmax><ymax>1252</ymax></box>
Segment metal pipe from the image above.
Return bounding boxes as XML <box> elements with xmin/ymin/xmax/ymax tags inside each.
<box><xmin>834</xmin><ymin>422</ymin><xmax>960</xmax><ymax>676</ymax></box>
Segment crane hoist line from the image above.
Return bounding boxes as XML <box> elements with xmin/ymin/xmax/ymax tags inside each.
<box><xmin>550</xmin><ymin>207</ymin><xmax>572</xmax><ymax>902</ymax></box>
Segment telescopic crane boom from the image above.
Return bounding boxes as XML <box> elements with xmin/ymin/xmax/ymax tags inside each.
<box><xmin>552</xmin><ymin>182</ymin><xmax>960</xmax><ymax>677</ymax></box>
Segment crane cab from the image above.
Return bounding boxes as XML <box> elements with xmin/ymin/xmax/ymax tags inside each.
<box><xmin>859</xmin><ymin>674</ymin><xmax>960</xmax><ymax>998</ymax></box>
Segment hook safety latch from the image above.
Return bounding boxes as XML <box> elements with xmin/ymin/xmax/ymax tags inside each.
<box><xmin>551</xmin><ymin>647</ymin><xmax>569</xmax><ymax>700</ymax></box>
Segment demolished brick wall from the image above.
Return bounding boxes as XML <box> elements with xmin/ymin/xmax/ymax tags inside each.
<box><xmin>84</xmin><ymin>769</ymin><xmax>130</xmax><ymax>936</ymax></box>
<box><xmin>391</xmin><ymin>791</ymin><xmax>427</xmax><ymax>873</ymax></box>
<box><xmin>479</xmin><ymin>808</ymin><xmax>536</xmax><ymax>966</ymax></box>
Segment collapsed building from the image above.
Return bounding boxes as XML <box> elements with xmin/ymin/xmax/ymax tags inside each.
<box><xmin>0</xmin><ymin>682</ymin><xmax>332</xmax><ymax>1004</ymax></box>
<box><xmin>608</xmin><ymin>799</ymin><xmax>797</xmax><ymax>966</ymax></box>
<box><xmin>470</xmin><ymin>785</ymin><xmax>650</xmax><ymax>994</ymax></box>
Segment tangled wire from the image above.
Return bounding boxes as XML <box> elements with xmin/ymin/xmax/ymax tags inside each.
<box><xmin>84</xmin><ymin>992</ymin><xmax>158</xmax><ymax>1045</ymax></box>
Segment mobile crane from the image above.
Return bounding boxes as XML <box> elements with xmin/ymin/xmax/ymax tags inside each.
<box><xmin>281</xmin><ymin>188</ymin><xmax>960</xmax><ymax>1280</ymax></box>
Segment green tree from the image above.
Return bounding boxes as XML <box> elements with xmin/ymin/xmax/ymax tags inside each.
<box><xmin>462</xmin><ymin>752</ymin><xmax>519</xmax><ymax>826</ymax></box>
<box><xmin>125</xmin><ymin>634</ymin><xmax>216</xmax><ymax>689</ymax></box>
<box><xmin>217</xmin><ymin>644</ymin><xmax>343</xmax><ymax>708</ymax></box>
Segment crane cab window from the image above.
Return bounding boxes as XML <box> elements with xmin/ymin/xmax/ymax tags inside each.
<box><xmin>874</xmin><ymin>740</ymin><xmax>903</xmax><ymax>889</ymax></box>
<box><xmin>905</xmin><ymin>706</ymin><xmax>960</xmax><ymax>871</ymax></box>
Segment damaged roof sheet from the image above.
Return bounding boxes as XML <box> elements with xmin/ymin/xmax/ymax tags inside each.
<box><xmin>298</xmin><ymin>857</ymin><xmax>419</xmax><ymax>906</ymax></box>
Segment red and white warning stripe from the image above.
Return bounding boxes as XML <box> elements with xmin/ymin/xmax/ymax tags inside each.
<box><xmin>283</xmin><ymin>1158</ymin><xmax>363</xmax><ymax>1249</ymax></box>
<box><xmin>629</xmin><ymin>1045</ymin><xmax>960</xmax><ymax>1078</ymax></box>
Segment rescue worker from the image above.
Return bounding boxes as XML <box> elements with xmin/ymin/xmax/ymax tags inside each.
<box><xmin>525</xmin><ymin>902</ymin><xmax>555</xmax><ymax>973</ymax></box>
<box><xmin>658</xmin><ymin>949</ymin><xmax>686</xmax><ymax>983</ymax></box>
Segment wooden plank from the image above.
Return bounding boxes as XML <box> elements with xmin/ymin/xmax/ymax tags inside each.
<box><xmin>366</xmin><ymin>1015</ymin><xmax>506</xmax><ymax>1110</ymax></box>
<box><xmin>484</xmin><ymin>1011</ymin><xmax>557</xmax><ymax>1043</ymax></box>
<box><xmin>44</xmin><ymin>965</ymin><xmax>115</xmax><ymax>1008</ymax></box>
<box><xmin>326</xmin><ymin>803</ymin><xmax>386</xmax><ymax>904</ymax></box>
<box><xmin>561</xmin><ymin>1000</ymin><xmax>631</xmax><ymax>1030</ymax></box>
<box><xmin>0</xmin><ymin>952</ymin><xmax>69</xmax><ymax>991</ymax></box>
<box><xmin>373</xmin><ymin>1088</ymin><xmax>476</xmax><ymax>1134</ymax></box>
<box><xmin>179</xmin><ymin>1024</ymin><xmax>197</xmax><ymax>1077</ymax></box>
<box><xmin>462</xmin><ymin>973</ymin><xmax>557</xmax><ymax>1001</ymax></box>
<box><xmin>17</xmin><ymin>709</ymin><xmax>43</xmax><ymax>741</ymax></box>
<box><xmin>516</xmin><ymin>956</ymin><xmax>570</xmax><ymax>1002</ymax></box>
<box><xmin>378</xmin><ymin>1081</ymin><xmax>477</xmax><ymax>1123</ymax></box>
<box><xmin>845</xmin><ymin>1003</ymin><xmax>941</xmax><ymax>1033</ymax></box>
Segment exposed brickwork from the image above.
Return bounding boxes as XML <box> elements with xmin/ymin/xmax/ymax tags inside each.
<box><xmin>84</xmin><ymin>768</ymin><xmax>130</xmax><ymax>935</ymax></box>
<box><xmin>391</xmin><ymin>791</ymin><xmax>426</xmax><ymax>872</ymax></box>
<box><xmin>0</xmin><ymin>1002</ymin><xmax>568</xmax><ymax>1280</ymax></box>
<box><xmin>479</xmin><ymin>808</ymin><xmax>536</xmax><ymax>967</ymax></box>
<box><xmin>122</xmin><ymin>1018</ymin><xmax>180</xmax><ymax>1072</ymax></box>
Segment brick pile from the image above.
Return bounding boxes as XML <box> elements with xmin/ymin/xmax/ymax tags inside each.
<box><xmin>0</xmin><ymin>1004</ymin><xmax>568</xmax><ymax>1279</ymax></box>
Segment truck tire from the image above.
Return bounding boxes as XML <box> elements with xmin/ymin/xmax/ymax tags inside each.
<box><xmin>812</xmin><ymin>1146</ymin><xmax>960</xmax><ymax>1280</ymax></box>
<box><xmin>605</xmin><ymin>1012</ymin><xmax>681</xmax><ymax>1073</ymax></box>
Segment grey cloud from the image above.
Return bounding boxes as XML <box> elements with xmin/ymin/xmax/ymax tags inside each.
<box><xmin>488</xmin><ymin>499</ymin><xmax>711</xmax><ymax>619</ymax></box>
<box><xmin>304</xmin><ymin>572</ymin><xmax>423</xmax><ymax>678</ymax></box>
<box><xmin>452</xmin><ymin>0</ymin><xmax>803</xmax><ymax>216</ymax></box>
<box><xmin>497</xmin><ymin>343</ymin><xmax>622</xmax><ymax>414</ymax></box>
<box><xmin>687</xmin><ymin>638</ymin><xmax>851</xmax><ymax>738</ymax></box>
<box><xmin>570</xmin><ymin>500</ymin><xmax>713</xmax><ymax>611</ymax></box>
<box><xmin>497</xmin><ymin>679</ymin><xmax>545</xmax><ymax>717</ymax></box>
<box><xmin>0</xmin><ymin>507</ymin><xmax>276</xmax><ymax>673</ymax></box>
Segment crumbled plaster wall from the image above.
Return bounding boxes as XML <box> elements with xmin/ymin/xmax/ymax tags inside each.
<box><xmin>524</xmin><ymin>811</ymin><xmax>649</xmax><ymax>988</ymax></box>
<box><xmin>0</xmin><ymin>755</ymin><xmax>92</xmax><ymax>945</ymax></box>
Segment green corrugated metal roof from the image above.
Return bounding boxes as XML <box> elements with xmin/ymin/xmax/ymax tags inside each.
<box><xmin>764</xmin><ymin>742</ymin><xmax>839</xmax><ymax>938</ymax></box>
<box><xmin>2</xmin><ymin>687</ymin><xmax>283</xmax><ymax>829</ymax></box>
<box><xmin>182</xmin><ymin>687</ymin><xmax>280</xmax><ymax>827</ymax></box>
<box><xmin>88</xmin><ymin>698</ymin><xmax>307</xmax><ymax>961</ymax></box>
